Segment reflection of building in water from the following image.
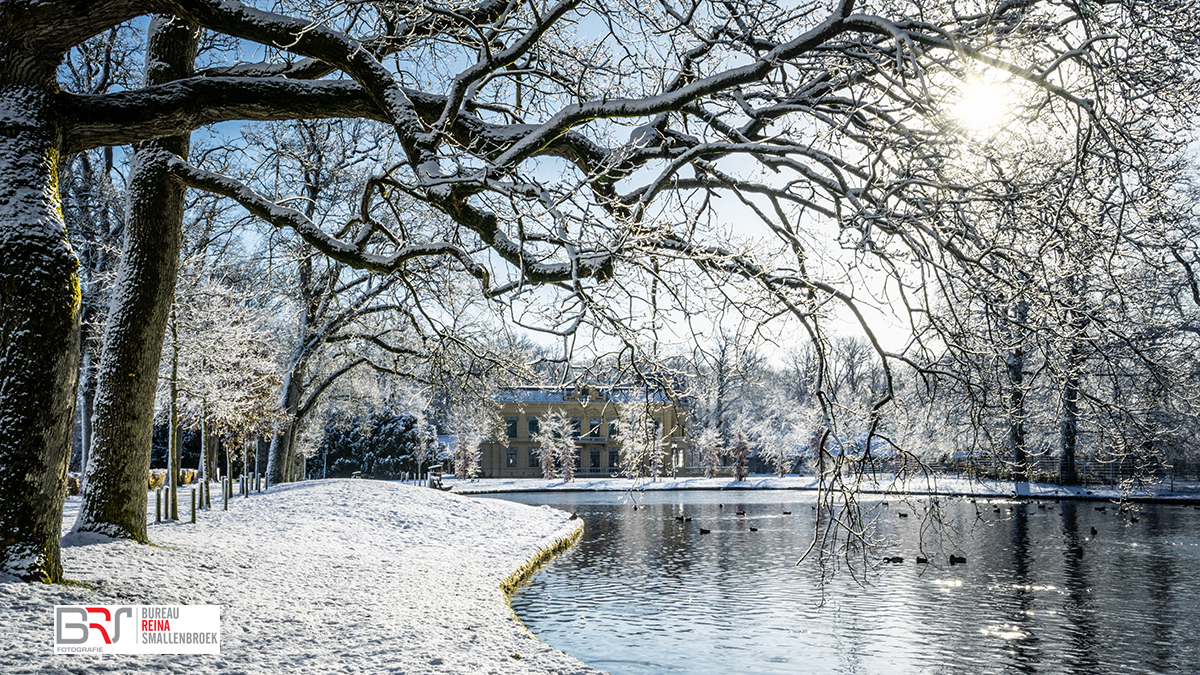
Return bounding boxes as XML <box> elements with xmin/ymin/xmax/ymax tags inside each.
<box><xmin>477</xmin><ymin>386</ymin><xmax>687</xmax><ymax>478</ymax></box>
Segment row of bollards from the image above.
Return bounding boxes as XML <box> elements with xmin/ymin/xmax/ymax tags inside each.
<box><xmin>154</xmin><ymin>472</ymin><xmax>267</xmax><ymax>524</ymax></box>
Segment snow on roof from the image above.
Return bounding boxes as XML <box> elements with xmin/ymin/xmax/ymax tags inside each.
<box><xmin>495</xmin><ymin>386</ymin><xmax>672</xmax><ymax>405</ymax></box>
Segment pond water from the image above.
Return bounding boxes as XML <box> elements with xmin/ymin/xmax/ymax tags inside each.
<box><xmin>488</xmin><ymin>490</ymin><xmax>1200</xmax><ymax>675</ymax></box>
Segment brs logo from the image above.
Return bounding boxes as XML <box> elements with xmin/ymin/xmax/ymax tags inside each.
<box><xmin>55</xmin><ymin>606</ymin><xmax>134</xmax><ymax>646</ymax></box>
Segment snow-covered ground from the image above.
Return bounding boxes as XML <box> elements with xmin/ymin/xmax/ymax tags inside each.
<box><xmin>0</xmin><ymin>479</ymin><xmax>597</xmax><ymax>675</ymax></box>
<box><xmin>6</xmin><ymin>474</ymin><xmax>1194</xmax><ymax>674</ymax></box>
<box><xmin>447</xmin><ymin>473</ymin><xmax>1200</xmax><ymax>502</ymax></box>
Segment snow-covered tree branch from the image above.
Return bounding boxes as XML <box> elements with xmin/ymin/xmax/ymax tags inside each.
<box><xmin>3</xmin><ymin>0</ymin><xmax>1198</xmax><ymax>582</ymax></box>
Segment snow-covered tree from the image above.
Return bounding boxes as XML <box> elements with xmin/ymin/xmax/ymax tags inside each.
<box><xmin>617</xmin><ymin>402</ymin><xmax>662</xmax><ymax>480</ymax></box>
<box><xmin>747</xmin><ymin>407</ymin><xmax>814</xmax><ymax>477</ymax></box>
<box><xmin>448</xmin><ymin>400</ymin><xmax>493</xmax><ymax>480</ymax></box>
<box><xmin>693</xmin><ymin>426</ymin><xmax>724</xmax><ymax>479</ymax></box>
<box><xmin>4</xmin><ymin>0</ymin><xmax>1197</xmax><ymax>582</ymax></box>
<box><xmin>232</xmin><ymin>118</ymin><xmax>439</xmax><ymax>486</ymax></box>
<box><xmin>731</xmin><ymin>435</ymin><xmax>750</xmax><ymax>482</ymax></box>
<box><xmin>316</xmin><ymin>410</ymin><xmax>435</xmax><ymax>479</ymax></box>
<box><xmin>159</xmin><ymin>277</ymin><xmax>286</xmax><ymax>483</ymax></box>
<box><xmin>532</xmin><ymin>410</ymin><xmax>577</xmax><ymax>481</ymax></box>
<box><xmin>452</xmin><ymin>435</ymin><xmax>481</xmax><ymax>480</ymax></box>
<box><xmin>690</xmin><ymin>332</ymin><xmax>768</xmax><ymax>449</ymax></box>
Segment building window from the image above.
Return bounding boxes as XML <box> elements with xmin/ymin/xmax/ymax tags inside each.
<box><xmin>608</xmin><ymin>417</ymin><xmax>618</xmax><ymax>437</ymax></box>
<box><xmin>527</xmin><ymin>416</ymin><xmax>540</xmax><ymax>437</ymax></box>
<box><xmin>590</xmin><ymin>447</ymin><xmax>601</xmax><ymax>468</ymax></box>
<box><xmin>506</xmin><ymin>447</ymin><xmax>518</xmax><ymax>468</ymax></box>
<box><xmin>588</xmin><ymin>417</ymin><xmax>602</xmax><ymax>437</ymax></box>
<box><xmin>506</xmin><ymin>416</ymin><xmax>518</xmax><ymax>437</ymax></box>
<box><xmin>608</xmin><ymin>447</ymin><xmax>619</xmax><ymax>469</ymax></box>
<box><xmin>653</xmin><ymin>417</ymin><xmax>662</xmax><ymax>438</ymax></box>
<box><xmin>529</xmin><ymin>447</ymin><xmax>540</xmax><ymax>468</ymax></box>
<box><xmin>570</xmin><ymin>417</ymin><xmax>582</xmax><ymax>438</ymax></box>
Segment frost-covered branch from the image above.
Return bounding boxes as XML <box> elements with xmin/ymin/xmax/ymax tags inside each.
<box><xmin>59</xmin><ymin>78</ymin><xmax>380</xmax><ymax>154</ymax></box>
<box><xmin>166</xmin><ymin>153</ymin><xmax>491</xmax><ymax>284</ymax></box>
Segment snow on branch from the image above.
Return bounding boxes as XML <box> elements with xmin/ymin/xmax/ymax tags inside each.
<box><xmin>194</xmin><ymin>0</ymin><xmax>513</xmax><ymax>80</ymax></box>
<box><xmin>59</xmin><ymin>78</ymin><xmax>382</xmax><ymax>154</ymax></box>
<box><xmin>488</xmin><ymin>0</ymin><xmax>856</xmax><ymax>169</ymax></box>
<box><xmin>167</xmin><ymin>0</ymin><xmax>432</xmax><ymax>159</ymax></box>
<box><xmin>165</xmin><ymin>153</ymin><xmax>491</xmax><ymax>285</ymax></box>
<box><xmin>433</xmin><ymin>0</ymin><xmax>581</xmax><ymax>134</ymax></box>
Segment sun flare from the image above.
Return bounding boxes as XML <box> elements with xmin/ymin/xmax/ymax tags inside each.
<box><xmin>950</xmin><ymin>76</ymin><xmax>1011</xmax><ymax>134</ymax></box>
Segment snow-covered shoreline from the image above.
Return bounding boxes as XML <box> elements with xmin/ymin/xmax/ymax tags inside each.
<box><xmin>447</xmin><ymin>473</ymin><xmax>1200</xmax><ymax>503</ymax></box>
<box><xmin>0</xmin><ymin>480</ymin><xmax>599</xmax><ymax>675</ymax></box>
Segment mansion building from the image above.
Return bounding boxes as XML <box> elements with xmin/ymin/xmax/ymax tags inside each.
<box><xmin>477</xmin><ymin>386</ymin><xmax>688</xmax><ymax>478</ymax></box>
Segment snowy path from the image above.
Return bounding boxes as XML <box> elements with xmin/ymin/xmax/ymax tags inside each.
<box><xmin>1</xmin><ymin>479</ymin><xmax>599</xmax><ymax>675</ymax></box>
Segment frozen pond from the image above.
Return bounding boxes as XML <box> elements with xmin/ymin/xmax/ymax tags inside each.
<box><xmin>489</xmin><ymin>490</ymin><xmax>1200</xmax><ymax>675</ymax></box>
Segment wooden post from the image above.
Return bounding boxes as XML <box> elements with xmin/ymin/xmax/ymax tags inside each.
<box><xmin>156</xmin><ymin>488</ymin><xmax>161</xmax><ymax>523</ymax></box>
<box><xmin>223</xmin><ymin>478</ymin><xmax>228</xmax><ymax>511</ymax></box>
<box><xmin>190</xmin><ymin>488</ymin><xmax>196</xmax><ymax>524</ymax></box>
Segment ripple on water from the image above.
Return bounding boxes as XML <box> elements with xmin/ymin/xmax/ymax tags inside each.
<box><xmin>498</xmin><ymin>493</ymin><xmax>1200</xmax><ymax>675</ymax></box>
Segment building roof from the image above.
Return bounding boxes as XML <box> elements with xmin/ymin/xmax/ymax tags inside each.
<box><xmin>494</xmin><ymin>386</ymin><xmax>674</xmax><ymax>405</ymax></box>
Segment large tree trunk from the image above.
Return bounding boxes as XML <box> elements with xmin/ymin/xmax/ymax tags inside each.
<box><xmin>266</xmin><ymin>364</ymin><xmax>305</xmax><ymax>484</ymax></box>
<box><xmin>75</xmin><ymin>16</ymin><xmax>197</xmax><ymax>541</ymax></box>
<box><xmin>0</xmin><ymin>86</ymin><xmax>81</xmax><ymax>582</ymax></box>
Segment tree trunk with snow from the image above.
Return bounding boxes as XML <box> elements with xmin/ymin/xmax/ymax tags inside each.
<box><xmin>267</xmin><ymin>359</ymin><xmax>306</xmax><ymax>484</ymax></box>
<box><xmin>76</xmin><ymin>16</ymin><xmax>197</xmax><ymax>541</ymax></box>
<box><xmin>0</xmin><ymin>85</ymin><xmax>82</xmax><ymax>582</ymax></box>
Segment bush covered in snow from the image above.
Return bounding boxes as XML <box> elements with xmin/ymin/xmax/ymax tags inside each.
<box><xmin>315</xmin><ymin>410</ymin><xmax>436</xmax><ymax>479</ymax></box>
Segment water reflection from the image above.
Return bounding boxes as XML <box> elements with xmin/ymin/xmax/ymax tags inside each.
<box><xmin>492</xmin><ymin>492</ymin><xmax>1200</xmax><ymax>675</ymax></box>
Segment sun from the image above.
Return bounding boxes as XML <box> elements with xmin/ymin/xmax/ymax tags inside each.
<box><xmin>949</xmin><ymin>75</ymin><xmax>1011</xmax><ymax>134</ymax></box>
